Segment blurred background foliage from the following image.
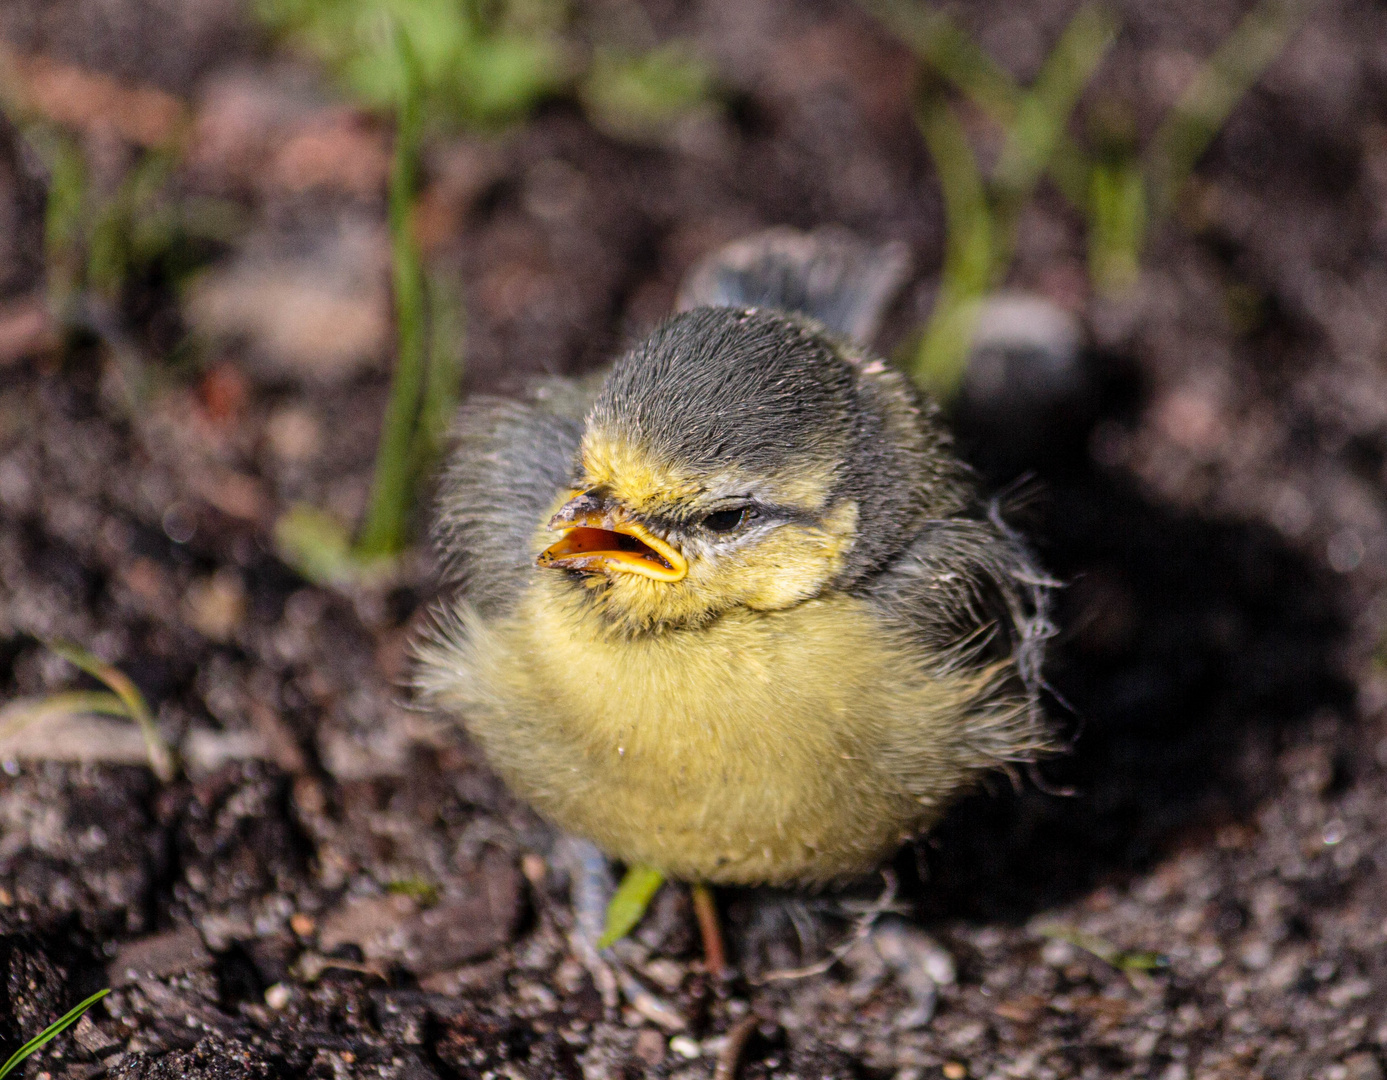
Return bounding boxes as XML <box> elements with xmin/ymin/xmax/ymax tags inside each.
<box><xmin>255</xmin><ymin>0</ymin><xmax>571</xmax><ymax>130</ymax></box>
<box><xmin>252</xmin><ymin>0</ymin><xmax>719</xmax><ymax>572</ymax></box>
<box><xmin>0</xmin><ymin>0</ymin><xmax>1312</xmax><ymax>578</ymax></box>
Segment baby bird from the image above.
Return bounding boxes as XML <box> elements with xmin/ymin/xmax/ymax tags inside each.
<box><xmin>417</xmin><ymin>229</ymin><xmax>1052</xmax><ymax>903</ymax></box>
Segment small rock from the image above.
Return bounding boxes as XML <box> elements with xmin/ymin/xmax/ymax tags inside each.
<box><xmin>185</xmin><ymin>219</ymin><xmax>389</xmax><ymax>385</ymax></box>
<box><xmin>262</xmin><ymin>407</ymin><xmax>322</xmax><ymax>464</ymax></box>
<box><xmin>73</xmin><ymin>1013</ymin><xmax>122</xmax><ymax>1055</ymax></box>
<box><xmin>318</xmin><ymin>893</ymin><xmax>419</xmax><ymax>957</ymax></box>
<box><xmin>316</xmin><ymin>852</ymin><xmax>521</xmax><ymax>975</ymax></box>
<box><xmin>1343</xmin><ymin>1052</ymin><xmax>1386</xmax><ymax>1080</ymax></box>
<box><xmin>181</xmin><ymin>729</ymin><xmax>273</xmax><ymax>776</ymax></box>
<box><xmin>964</xmin><ymin>292</ymin><xmax>1084</xmax><ymax>405</ymax></box>
<box><xmin>109</xmin><ymin>927</ymin><xmax>213</xmax><ymax>987</ymax></box>
<box><xmin>865</xmin><ymin>919</ymin><xmax>953</xmax><ymax>1027</ymax></box>
<box><xmin>1041</xmin><ymin>937</ymin><xmax>1078</xmax><ymax>967</ymax></box>
<box><xmin>182</xmin><ymin>569</ymin><xmax>246</xmax><ymax>642</ymax></box>
<box><xmin>0</xmin><ymin>293</ymin><xmax>58</xmax><ymax>365</ymax></box>
<box><xmin>263</xmin><ymin>983</ymin><xmax>291</xmax><ymax>1010</ymax></box>
<box><xmin>1239</xmin><ymin>940</ymin><xmax>1272</xmax><ymax>970</ymax></box>
<box><xmin>0</xmin><ymin>709</ymin><xmax>148</xmax><ymax>766</ymax></box>
<box><xmin>398</xmin><ymin>853</ymin><xmax>523</xmax><ymax>974</ymax></box>
<box><xmin>633</xmin><ymin>1028</ymin><xmax>667</xmax><ymax>1066</ymax></box>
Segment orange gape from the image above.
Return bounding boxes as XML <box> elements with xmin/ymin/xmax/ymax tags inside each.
<box><xmin>537</xmin><ymin>496</ymin><xmax>688</xmax><ymax>582</ymax></box>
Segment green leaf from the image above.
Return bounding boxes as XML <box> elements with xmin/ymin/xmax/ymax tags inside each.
<box><xmin>386</xmin><ymin>877</ymin><xmax>440</xmax><ymax>906</ymax></box>
<box><xmin>581</xmin><ymin>43</ymin><xmax>714</xmax><ymax>143</ymax></box>
<box><xmin>598</xmin><ymin>865</ymin><xmax>665</xmax><ymax>948</ymax></box>
<box><xmin>0</xmin><ymin>988</ymin><xmax>110</xmax><ymax>1078</ymax></box>
<box><xmin>1037</xmin><ymin>923</ymin><xmax>1170</xmax><ymax>974</ymax></box>
<box><xmin>462</xmin><ymin>34</ymin><xmax>566</xmax><ymax>126</ymax></box>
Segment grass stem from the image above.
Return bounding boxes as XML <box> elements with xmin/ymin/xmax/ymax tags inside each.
<box><xmin>46</xmin><ymin>641</ymin><xmax>176</xmax><ymax>782</ymax></box>
<box><xmin>356</xmin><ymin>25</ymin><xmax>427</xmax><ymax>560</ymax></box>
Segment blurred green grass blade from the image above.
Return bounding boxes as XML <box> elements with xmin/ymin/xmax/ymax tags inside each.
<box><xmin>992</xmin><ymin>3</ymin><xmax>1117</xmax><ymax>204</ymax></box>
<box><xmin>860</xmin><ymin>0</ymin><xmax>1018</xmax><ymax>120</ymax></box>
<box><xmin>385</xmin><ymin>876</ymin><xmax>440</xmax><ymax>906</ymax></box>
<box><xmin>0</xmin><ymin>988</ymin><xmax>110</xmax><ymax>1078</ymax></box>
<box><xmin>911</xmin><ymin>89</ymin><xmax>991</xmax><ymax>398</ymax></box>
<box><xmin>599</xmin><ymin>865</ymin><xmax>665</xmax><ymax>948</ymax></box>
<box><xmin>1089</xmin><ymin>155</ymin><xmax>1147</xmax><ymax>293</ymax></box>
<box><xmin>275</xmin><ymin>502</ymin><xmax>359</xmax><ymax>586</ymax></box>
<box><xmin>46</xmin><ymin>642</ymin><xmax>175</xmax><ymax>782</ymax></box>
<box><xmin>39</xmin><ymin>129</ymin><xmax>88</xmax><ymax>309</ymax></box>
<box><xmin>1148</xmin><ymin>0</ymin><xmax>1315</xmax><ymax>214</ymax></box>
<box><xmin>859</xmin><ymin>0</ymin><xmax>1094</xmax><ymax>208</ymax></box>
<box><xmin>357</xmin><ymin>23</ymin><xmax>427</xmax><ymax>559</ymax></box>
<box><xmin>413</xmin><ymin>269</ymin><xmax>465</xmax><ymax>480</ymax></box>
<box><xmin>1037</xmin><ymin>923</ymin><xmax>1169</xmax><ymax>974</ymax></box>
<box><xmin>580</xmin><ymin>43</ymin><xmax>714</xmax><ymax>142</ymax></box>
<box><xmin>87</xmin><ymin>153</ymin><xmax>161</xmax><ymax>300</ymax></box>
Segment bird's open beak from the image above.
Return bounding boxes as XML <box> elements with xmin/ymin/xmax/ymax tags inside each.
<box><xmin>537</xmin><ymin>491</ymin><xmax>688</xmax><ymax>582</ymax></box>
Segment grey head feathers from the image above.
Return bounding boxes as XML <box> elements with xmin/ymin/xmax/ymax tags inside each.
<box><xmin>587</xmin><ymin>305</ymin><xmax>965</xmax><ymax>585</ymax></box>
<box><xmin>677</xmin><ymin>226</ymin><xmax>912</xmax><ymax>348</ymax></box>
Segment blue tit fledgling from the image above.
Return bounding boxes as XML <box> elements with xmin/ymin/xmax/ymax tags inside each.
<box><xmin>416</xmin><ymin>228</ymin><xmax>1053</xmax><ymax>891</ymax></box>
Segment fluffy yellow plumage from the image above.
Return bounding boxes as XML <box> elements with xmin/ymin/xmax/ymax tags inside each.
<box><xmin>416</xmin><ymin>229</ymin><xmax>1052</xmax><ymax>892</ymax></box>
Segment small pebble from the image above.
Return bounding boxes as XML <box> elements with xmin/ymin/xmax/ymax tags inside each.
<box><xmin>521</xmin><ymin>853</ymin><xmax>547</xmax><ymax>885</ymax></box>
<box><xmin>943</xmin><ymin>1062</ymin><xmax>968</xmax><ymax>1080</ymax></box>
<box><xmin>264</xmin><ymin>983</ymin><xmax>292</xmax><ymax>1010</ymax></box>
<box><xmin>634</xmin><ymin>1028</ymin><xmax>666</xmax><ymax>1066</ymax></box>
<box><xmin>669</xmin><ymin>1035</ymin><xmax>701</xmax><ymax>1060</ymax></box>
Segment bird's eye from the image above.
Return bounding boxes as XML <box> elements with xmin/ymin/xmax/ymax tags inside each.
<box><xmin>703</xmin><ymin>507</ymin><xmax>751</xmax><ymax>533</ymax></box>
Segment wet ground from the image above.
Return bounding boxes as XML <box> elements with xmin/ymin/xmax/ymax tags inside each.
<box><xmin>3</xmin><ymin>0</ymin><xmax>1387</xmax><ymax>1077</ymax></box>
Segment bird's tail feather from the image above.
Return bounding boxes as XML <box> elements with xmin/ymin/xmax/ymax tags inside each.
<box><xmin>676</xmin><ymin>226</ymin><xmax>911</xmax><ymax>348</ymax></box>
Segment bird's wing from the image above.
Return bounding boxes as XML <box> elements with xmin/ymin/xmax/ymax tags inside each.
<box><xmin>676</xmin><ymin>227</ymin><xmax>911</xmax><ymax>348</ymax></box>
<box><xmin>432</xmin><ymin>385</ymin><xmax>587</xmax><ymax>617</ymax></box>
<box><xmin>861</xmin><ymin>510</ymin><xmax>1055</xmax><ymax>697</ymax></box>
<box><xmin>859</xmin><ymin>511</ymin><xmax>1058</xmax><ymax>772</ymax></box>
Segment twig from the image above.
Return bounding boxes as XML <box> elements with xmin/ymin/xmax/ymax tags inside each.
<box><xmin>712</xmin><ymin>1016</ymin><xmax>758</xmax><ymax>1080</ymax></box>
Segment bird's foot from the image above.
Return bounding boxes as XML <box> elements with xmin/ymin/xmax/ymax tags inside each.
<box><xmin>555</xmin><ymin>837</ymin><xmax>619</xmax><ymax>1007</ymax></box>
<box><xmin>690</xmin><ymin>882</ymin><xmax>730</xmax><ymax>980</ymax></box>
<box><xmin>843</xmin><ymin>917</ymin><xmax>956</xmax><ymax>1028</ymax></box>
<box><xmin>557</xmin><ymin>838</ymin><xmax>730</xmax><ymax>980</ymax></box>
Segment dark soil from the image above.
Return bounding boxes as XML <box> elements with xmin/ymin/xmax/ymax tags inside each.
<box><xmin>3</xmin><ymin>0</ymin><xmax>1387</xmax><ymax>1077</ymax></box>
